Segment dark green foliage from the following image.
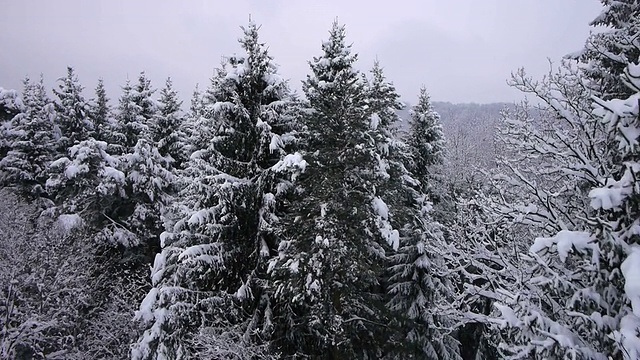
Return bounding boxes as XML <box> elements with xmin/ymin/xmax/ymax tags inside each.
<box><xmin>131</xmin><ymin>22</ymin><xmax>301</xmax><ymax>360</ymax></box>
<box><xmin>269</xmin><ymin>22</ymin><xmax>393</xmax><ymax>359</ymax></box>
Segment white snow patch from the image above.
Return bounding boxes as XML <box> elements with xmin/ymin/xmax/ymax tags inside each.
<box><xmin>531</xmin><ymin>230</ymin><xmax>594</xmax><ymax>263</ymax></box>
<box><xmin>494</xmin><ymin>302</ymin><xmax>519</xmax><ymax>328</ymax></box>
<box><xmin>134</xmin><ymin>287</ymin><xmax>159</xmax><ymax>323</ymax></box>
<box><xmin>269</xmin><ymin>134</ymin><xmax>284</xmax><ymax>153</ymax></box>
<box><xmin>372</xmin><ymin>197</ymin><xmax>389</xmax><ymax>220</ymax></box>
<box><xmin>288</xmin><ymin>259</ymin><xmax>299</xmax><ymax>273</ymax></box>
<box><xmin>272</xmin><ymin>152</ymin><xmax>307</xmax><ymax>181</ymax></box>
<box><xmin>64</xmin><ymin>164</ymin><xmax>89</xmax><ymax>179</ymax></box>
<box><xmin>101</xmin><ymin>166</ymin><xmax>126</xmax><ymax>184</ymax></box>
<box><xmin>589</xmin><ymin>187</ymin><xmax>630</xmax><ymax>210</ymax></box>
<box><xmin>372</xmin><ymin>197</ymin><xmax>399</xmax><ymax>250</ymax></box>
<box><xmin>622</xmin><ymin>246</ymin><xmax>640</xmax><ymax>317</ymax></box>
<box><xmin>613</xmin><ymin>313</ymin><xmax>640</xmax><ymax>360</ymax></box>
<box><xmin>56</xmin><ymin>214</ymin><xmax>84</xmax><ymax>234</ymax></box>
<box><xmin>151</xmin><ymin>252</ymin><xmax>167</xmax><ymax>286</ymax></box>
<box><xmin>236</xmin><ymin>281</ymin><xmax>252</xmax><ymax>300</ymax></box>
<box><xmin>370</xmin><ymin>113</ymin><xmax>380</xmax><ymax>130</ymax></box>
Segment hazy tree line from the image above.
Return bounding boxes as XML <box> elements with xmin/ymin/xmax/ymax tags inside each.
<box><xmin>1</xmin><ymin>1</ymin><xmax>640</xmax><ymax>358</ymax></box>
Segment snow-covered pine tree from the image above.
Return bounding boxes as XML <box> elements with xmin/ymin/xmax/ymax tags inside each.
<box><xmin>114</xmin><ymin>73</ymin><xmax>156</xmax><ymax>153</ymax></box>
<box><xmin>87</xmin><ymin>78</ymin><xmax>117</xmax><ymax>145</ymax></box>
<box><xmin>45</xmin><ymin>138</ymin><xmax>126</xmax><ymax>227</ymax></box>
<box><xmin>407</xmin><ymin>86</ymin><xmax>446</xmax><ymax>185</ymax></box>
<box><xmin>0</xmin><ymin>87</ymin><xmax>23</xmax><ymax>159</ymax></box>
<box><xmin>131</xmin><ymin>22</ymin><xmax>302</xmax><ymax>360</ymax></box>
<box><xmin>181</xmin><ymin>84</ymin><xmax>204</xmax><ymax>156</ymax></box>
<box><xmin>363</xmin><ymin>65</ymin><xmax>461</xmax><ymax>359</ymax></box>
<box><xmin>114</xmin><ymin>79</ymin><xmax>140</xmax><ymax>153</ymax></box>
<box><xmin>589</xmin><ymin>56</ymin><xmax>640</xmax><ymax>359</ymax></box>
<box><xmin>53</xmin><ymin>67</ymin><xmax>93</xmax><ymax>153</ymax></box>
<box><xmin>568</xmin><ymin>0</ymin><xmax>640</xmax><ymax>100</ymax></box>
<box><xmin>0</xmin><ymin>75</ymin><xmax>57</xmax><ymax>196</ymax></box>
<box><xmin>153</xmin><ymin>78</ymin><xmax>186</xmax><ymax>169</ymax></box>
<box><xmin>405</xmin><ymin>86</ymin><xmax>455</xmax><ymax>225</ymax></box>
<box><xmin>132</xmin><ymin>71</ymin><xmax>158</xmax><ymax>138</ymax></box>
<box><xmin>0</xmin><ymin>87</ymin><xmax>22</xmax><ymax>122</ymax></box>
<box><xmin>43</xmin><ymin>135</ymin><xmax>169</xmax><ymax>359</ymax></box>
<box><xmin>268</xmin><ymin>22</ymin><xmax>395</xmax><ymax>358</ymax></box>
<box><xmin>110</xmin><ymin>138</ymin><xmax>174</xmax><ymax>248</ymax></box>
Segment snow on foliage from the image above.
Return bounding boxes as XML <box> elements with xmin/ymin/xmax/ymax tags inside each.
<box><xmin>622</xmin><ymin>246</ymin><xmax>640</xmax><ymax>317</ymax></box>
<box><xmin>530</xmin><ymin>230</ymin><xmax>595</xmax><ymax>263</ymax></box>
<box><xmin>372</xmin><ymin>196</ymin><xmax>399</xmax><ymax>250</ymax></box>
<box><xmin>132</xmin><ymin>21</ymin><xmax>302</xmax><ymax>359</ymax></box>
<box><xmin>55</xmin><ymin>213</ymin><xmax>84</xmax><ymax>234</ymax></box>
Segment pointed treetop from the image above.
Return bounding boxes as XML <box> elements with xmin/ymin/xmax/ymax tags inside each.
<box><xmin>189</xmin><ymin>83</ymin><xmax>203</xmax><ymax>117</ymax></box>
<box><xmin>415</xmin><ymin>86</ymin><xmax>435</xmax><ymax>113</ymax></box>
<box><xmin>159</xmin><ymin>77</ymin><xmax>182</xmax><ymax>115</ymax></box>
<box><xmin>238</xmin><ymin>20</ymin><xmax>274</xmax><ymax>79</ymax></box>
<box><xmin>321</xmin><ymin>20</ymin><xmax>353</xmax><ymax>62</ymax></box>
<box><xmin>408</xmin><ymin>86</ymin><xmax>445</xmax><ymax>171</ymax></box>
<box><xmin>305</xmin><ymin>21</ymin><xmax>359</xmax><ymax>94</ymax></box>
<box><xmin>367</xmin><ymin>60</ymin><xmax>403</xmax><ymax>129</ymax></box>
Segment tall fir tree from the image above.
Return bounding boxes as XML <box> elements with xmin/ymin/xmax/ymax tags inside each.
<box><xmin>364</xmin><ymin>62</ymin><xmax>461</xmax><ymax>359</ymax></box>
<box><xmin>53</xmin><ymin>67</ymin><xmax>93</xmax><ymax>153</ymax></box>
<box><xmin>407</xmin><ymin>86</ymin><xmax>446</xmax><ymax>184</ymax></box>
<box><xmin>0</xmin><ymin>87</ymin><xmax>23</xmax><ymax>159</ymax></box>
<box><xmin>115</xmin><ymin>73</ymin><xmax>157</xmax><ymax>152</ymax></box>
<box><xmin>132</xmin><ymin>22</ymin><xmax>302</xmax><ymax>360</ymax></box>
<box><xmin>133</xmin><ymin>71</ymin><xmax>158</xmax><ymax>135</ymax></box>
<box><xmin>87</xmin><ymin>78</ymin><xmax>116</xmax><ymax>144</ymax></box>
<box><xmin>406</xmin><ymin>87</ymin><xmax>453</xmax><ymax>224</ymax></box>
<box><xmin>153</xmin><ymin>77</ymin><xmax>186</xmax><ymax>169</ymax></box>
<box><xmin>0</xmin><ymin>75</ymin><xmax>57</xmax><ymax>196</ymax></box>
<box><xmin>268</xmin><ymin>22</ymin><xmax>397</xmax><ymax>358</ymax></box>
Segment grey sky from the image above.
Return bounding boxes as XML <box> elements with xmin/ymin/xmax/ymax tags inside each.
<box><xmin>0</xmin><ymin>0</ymin><xmax>602</xmax><ymax>104</ymax></box>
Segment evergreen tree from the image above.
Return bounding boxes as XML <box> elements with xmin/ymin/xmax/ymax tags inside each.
<box><xmin>133</xmin><ymin>71</ymin><xmax>158</xmax><ymax>135</ymax></box>
<box><xmin>589</xmin><ymin>57</ymin><xmax>640</xmax><ymax>359</ymax></box>
<box><xmin>87</xmin><ymin>78</ymin><xmax>116</xmax><ymax>144</ymax></box>
<box><xmin>405</xmin><ymin>87</ymin><xmax>454</xmax><ymax>225</ymax></box>
<box><xmin>0</xmin><ymin>87</ymin><xmax>22</xmax><ymax>122</ymax></box>
<box><xmin>269</xmin><ymin>22</ymin><xmax>395</xmax><ymax>358</ymax></box>
<box><xmin>115</xmin><ymin>79</ymin><xmax>142</xmax><ymax>152</ymax></box>
<box><xmin>115</xmin><ymin>73</ymin><xmax>156</xmax><ymax>152</ymax></box>
<box><xmin>568</xmin><ymin>0</ymin><xmax>640</xmax><ymax>99</ymax></box>
<box><xmin>153</xmin><ymin>78</ymin><xmax>186</xmax><ymax>169</ymax></box>
<box><xmin>0</xmin><ymin>75</ymin><xmax>57</xmax><ymax>195</ymax></box>
<box><xmin>53</xmin><ymin>66</ymin><xmax>93</xmax><ymax>152</ymax></box>
<box><xmin>180</xmin><ymin>84</ymin><xmax>206</xmax><ymax>161</ymax></box>
<box><xmin>0</xmin><ymin>87</ymin><xmax>23</xmax><ymax>159</ymax></box>
<box><xmin>132</xmin><ymin>22</ymin><xmax>301</xmax><ymax>360</ymax></box>
<box><xmin>407</xmin><ymin>86</ymin><xmax>446</xmax><ymax>184</ymax></box>
<box><xmin>45</xmin><ymin>138</ymin><xmax>126</xmax><ymax>226</ymax></box>
<box><xmin>111</xmin><ymin>138</ymin><xmax>174</xmax><ymax>248</ymax></box>
<box><xmin>364</xmin><ymin>62</ymin><xmax>461</xmax><ymax>359</ymax></box>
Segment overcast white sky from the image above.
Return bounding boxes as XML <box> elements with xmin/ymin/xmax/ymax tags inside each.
<box><xmin>0</xmin><ymin>0</ymin><xmax>602</xmax><ymax>104</ymax></box>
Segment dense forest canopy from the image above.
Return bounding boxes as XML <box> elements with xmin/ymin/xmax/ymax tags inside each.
<box><xmin>1</xmin><ymin>1</ymin><xmax>640</xmax><ymax>359</ymax></box>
